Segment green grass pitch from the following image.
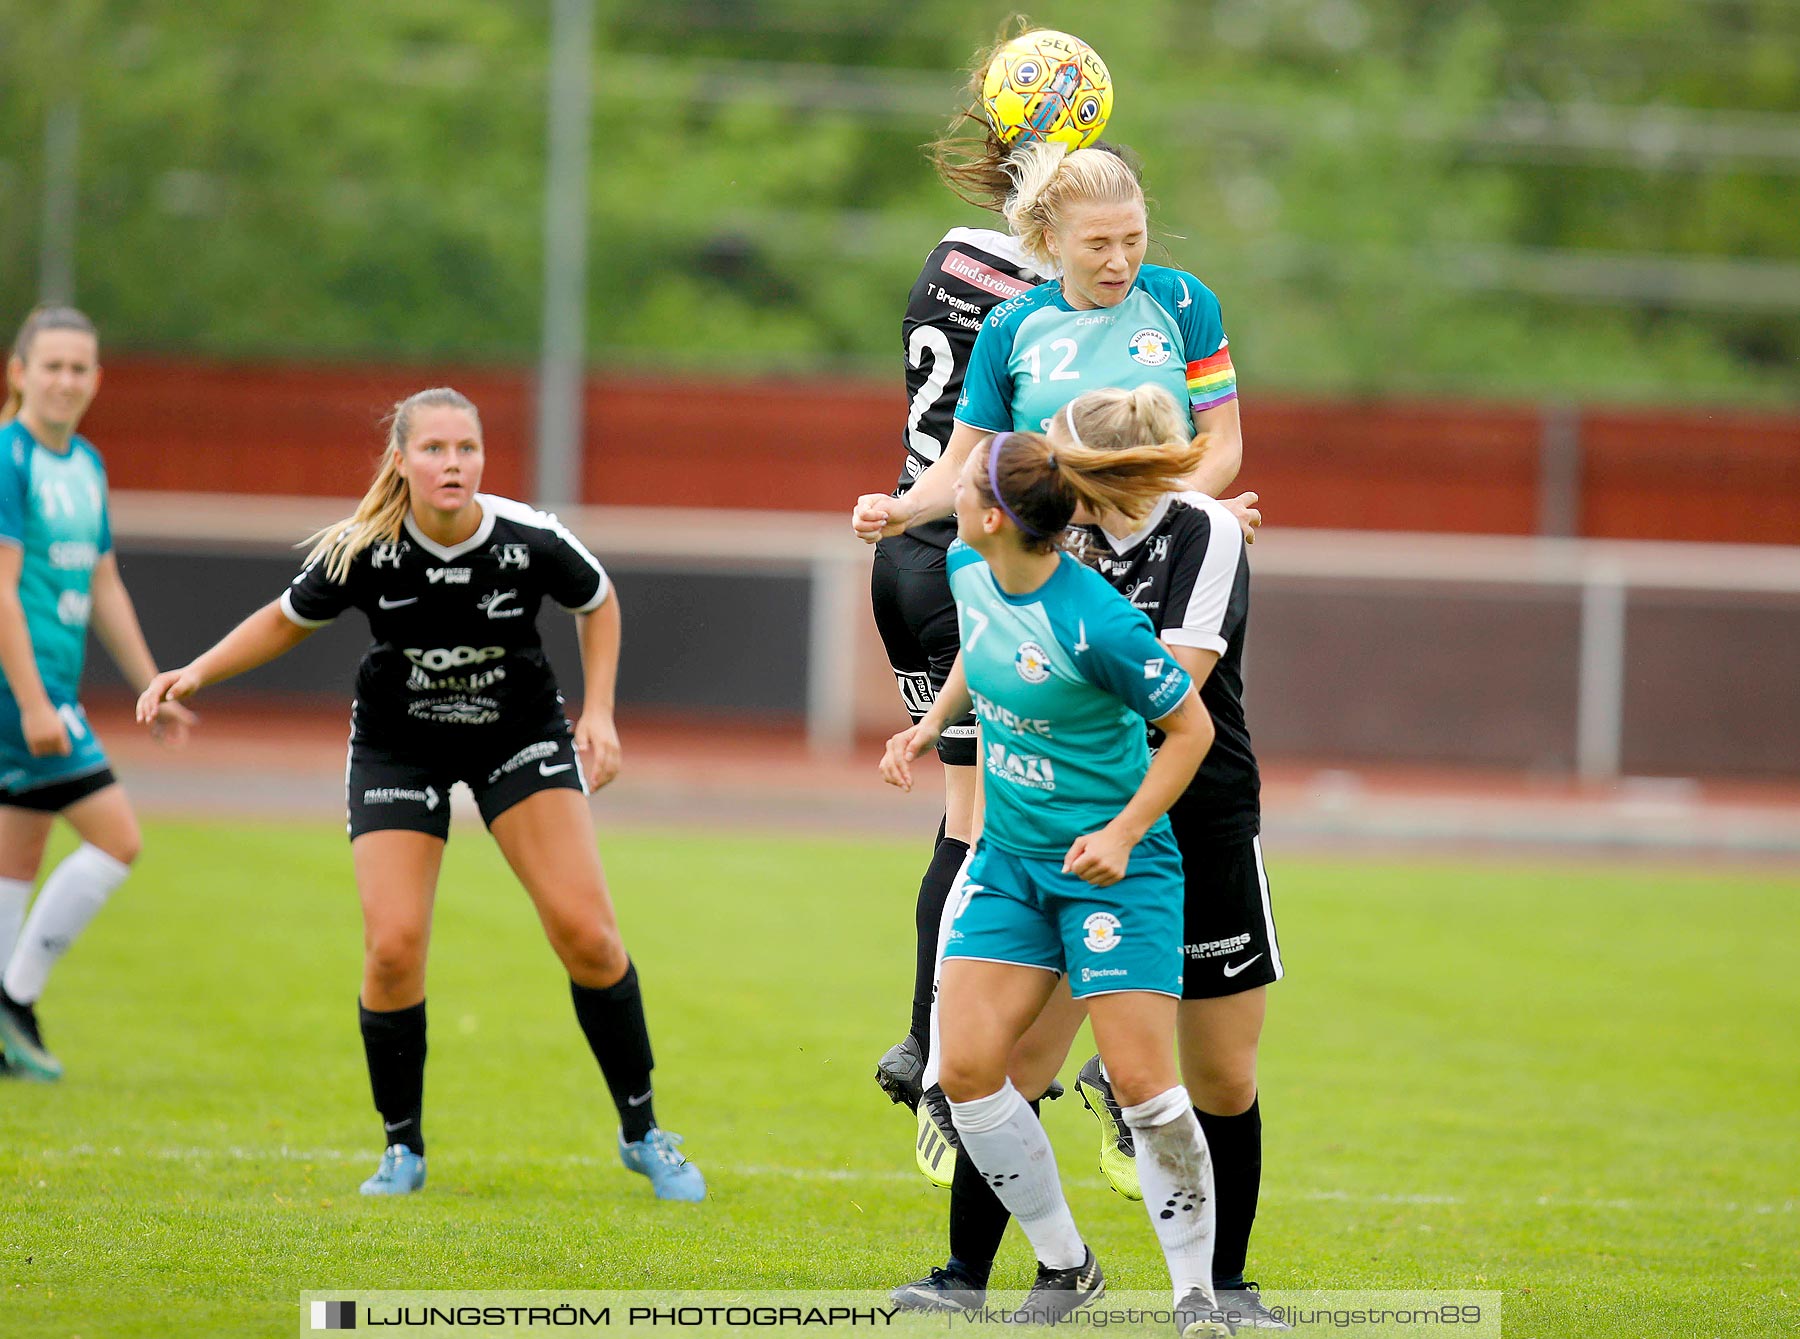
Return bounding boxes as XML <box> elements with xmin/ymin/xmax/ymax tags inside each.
<box><xmin>1</xmin><ymin>821</ymin><xmax>1795</xmax><ymax>1336</ymax></box>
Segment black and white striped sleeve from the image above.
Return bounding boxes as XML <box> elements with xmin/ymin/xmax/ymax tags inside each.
<box><xmin>1160</xmin><ymin>496</ymin><xmax>1248</xmax><ymax>655</ymax></box>
<box><xmin>280</xmin><ymin>555</ymin><xmax>354</xmax><ymax>628</ymax></box>
<box><xmin>542</xmin><ymin>517</ymin><xmax>612</xmax><ymax>612</ymax></box>
<box><xmin>485</xmin><ymin>497</ymin><xmax>611</xmax><ymax>613</ymax></box>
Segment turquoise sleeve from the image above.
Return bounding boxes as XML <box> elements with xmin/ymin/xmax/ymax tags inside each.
<box><xmin>954</xmin><ymin>311</ymin><xmax>1015</xmax><ymax>432</ymax></box>
<box><xmin>1079</xmin><ymin>596</ymin><xmax>1194</xmax><ymax>722</ymax></box>
<box><xmin>0</xmin><ymin>434</ymin><xmax>28</xmax><ymax>548</ymax></box>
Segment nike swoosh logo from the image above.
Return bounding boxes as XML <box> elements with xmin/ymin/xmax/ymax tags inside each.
<box><xmin>1177</xmin><ymin>278</ymin><xmax>1193</xmax><ymax>309</ymax></box>
<box><xmin>626</xmin><ymin>1091</ymin><xmax>653</xmax><ymax>1107</ymax></box>
<box><xmin>539</xmin><ymin>761</ymin><xmax>573</xmax><ymax>776</ymax></box>
<box><xmin>384</xmin><ymin>1120</ymin><xmax>409</xmax><ymax>1131</ymax></box>
<box><xmin>378</xmin><ymin>596</ymin><xmax>419</xmax><ymax>609</ymax></box>
<box><xmin>1222</xmin><ymin>954</ymin><xmax>1263</xmax><ymax>978</ymax></box>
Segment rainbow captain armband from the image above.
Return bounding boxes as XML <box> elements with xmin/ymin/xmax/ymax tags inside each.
<box><xmin>1187</xmin><ymin>344</ymin><xmax>1237</xmax><ymax>413</ymax></box>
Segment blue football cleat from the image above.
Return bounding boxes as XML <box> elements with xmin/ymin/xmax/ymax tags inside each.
<box><xmin>619</xmin><ymin>1127</ymin><xmax>706</xmax><ymax>1202</ymax></box>
<box><xmin>359</xmin><ymin>1144</ymin><xmax>427</xmax><ymax>1195</ymax></box>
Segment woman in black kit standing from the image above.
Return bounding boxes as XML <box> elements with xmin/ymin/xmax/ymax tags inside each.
<box><xmin>136</xmin><ymin>387</ymin><xmax>704</xmax><ymax>1202</ymax></box>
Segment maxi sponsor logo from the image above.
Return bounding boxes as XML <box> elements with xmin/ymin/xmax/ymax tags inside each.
<box><xmin>427</xmin><ymin>567</ymin><xmax>472</xmax><ymax>584</ymax></box>
<box><xmin>986</xmin><ymin>742</ymin><xmax>1056</xmax><ymax>791</ymax></box>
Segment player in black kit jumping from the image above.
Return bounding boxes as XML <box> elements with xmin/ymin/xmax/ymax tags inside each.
<box><xmin>135</xmin><ymin>387</ymin><xmax>704</xmax><ymax>1202</ymax></box>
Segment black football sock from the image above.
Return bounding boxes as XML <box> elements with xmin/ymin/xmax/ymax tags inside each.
<box><xmin>1196</xmin><ymin>1097</ymin><xmax>1262</xmax><ymax>1289</ymax></box>
<box><xmin>571</xmin><ymin>964</ymin><xmax>657</xmax><ymax>1143</ymax></box>
<box><xmin>359</xmin><ymin>999</ymin><xmax>427</xmax><ymax>1156</ymax></box>
<box><xmin>911</xmin><ymin>836</ymin><xmax>970</xmax><ymax>1050</ymax></box>
<box><xmin>946</xmin><ymin>1096</ymin><xmax>1040</xmax><ymax>1284</ymax></box>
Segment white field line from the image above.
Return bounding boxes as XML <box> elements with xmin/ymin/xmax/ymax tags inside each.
<box><xmin>14</xmin><ymin>1145</ymin><xmax>1795</xmax><ymax>1217</ymax></box>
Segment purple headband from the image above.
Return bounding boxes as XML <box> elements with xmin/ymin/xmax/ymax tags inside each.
<box><xmin>986</xmin><ymin>432</ymin><xmax>1045</xmax><ymax>539</ymax></box>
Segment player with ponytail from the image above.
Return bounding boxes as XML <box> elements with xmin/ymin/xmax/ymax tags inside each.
<box><xmin>878</xmin><ymin>429</ymin><xmax>1233</xmax><ymax>1332</ymax></box>
<box><xmin>890</xmin><ymin>387</ymin><xmax>1287</xmax><ymax>1331</ymax></box>
<box><xmin>138</xmin><ymin>388</ymin><xmax>706</xmax><ymax>1202</ymax></box>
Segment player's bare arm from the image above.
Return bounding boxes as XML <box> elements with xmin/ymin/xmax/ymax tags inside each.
<box><xmin>854</xmin><ymin>421</ymin><xmax>992</xmax><ymax>542</ymax></box>
<box><xmin>0</xmin><ymin>542</ymin><xmax>65</xmax><ymax>755</ymax></box>
<box><xmin>135</xmin><ymin>600</ymin><xmax>314</xmax><ymax>722</ymax></box>
<box><xmin>573</xmin><ymin>590</ymin><xmax>622</xmax><ymax>790</ymax></box>
<box><xmin>1184</xmin><ymin>399</ymin><xmax>1244</xmax><ymax>500</ymax></box>
<box><xmin>89</xmin><ymin>555</ymin><xmax>195</xmax><ymax>741</ymax></box>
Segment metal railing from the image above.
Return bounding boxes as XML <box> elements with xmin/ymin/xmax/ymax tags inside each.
<box><xmin>113</xmin><ymin>493</ymin><xmax>1800</xmax><ymax>773</ymax></box>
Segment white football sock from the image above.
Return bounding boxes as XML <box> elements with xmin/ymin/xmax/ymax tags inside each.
<box><xmin>1122</xmin><ymin>1085</ymin><xmax>1219</xmax><ymax>1308</ymax></box>
<box><xmin>2</xmin><ymin>844</ymin><xmax>130</xmax><ymax>1004</ymax></box>
<box><xmin>949</xmin><ymin>1080</ymin><xmax>1086</xmax><ymax>1269</ymax></box>
<box><xmin>0</xmin><ymin>876</ymin><xmax>31</xmax><ymax>971</ymax></box>
<box><xmin>922</xmin><ymin>845</ymin><xmax>975</xmax><ymax>1091</ymax></box>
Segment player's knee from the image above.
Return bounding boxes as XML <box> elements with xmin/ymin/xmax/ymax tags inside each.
<box><xmin>937</xmin><ymin>1053</ymin><xmax>1005</xmax><ymax>1105</ymax></box>
<box><xmin>95</xmin><ymin>830</ymin><xmax>141</xmax><ymax>867</ymax></box>
<box><xmin>1183</xmin><ymin>1056</ymin><xmax>1257</xmax><ymax>1115</ymax></box>
<box><xmin>364</xmin><ymin>930</ymin><xmax>428</xmax><ymax>994</ymax></box>
<box><xmin>553</xmin><ymin>920</ymin><xmax>627</xmax><ymax>983</ymax></box>
<box><xmin>1102</xmin><ymin>1058</ymin><xmax>1175</xmax><ymax>1110</ymax></box>
<box><xmin>0</xmin><ymin>852</ymin><xmax>44</xmax><ymax>881</ymax></box>
<box><xmin>1008</xmin><ymin>1027</ymin><xmax>1076</xmax><ymax>1098</ymax></box>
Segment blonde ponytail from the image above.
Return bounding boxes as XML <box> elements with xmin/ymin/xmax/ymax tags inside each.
<box><xmin>978</xmin><ymin>426</ymin><xmax>1201</xmax><ymax>551</ymax></box>
<box><xmin>301</xmin><ymin>387</ymin><xmax>479</xmax><ymax>583</ymax></box>
<box><xmin>1048</xmin><ymin>436</ymin><xmax>1205</xmax><ymax>528</ymax></box>
<box><xmin>1060</xmin><ymin>384</ymin><xmax>1194</xmax><ymax>457</ymax></box>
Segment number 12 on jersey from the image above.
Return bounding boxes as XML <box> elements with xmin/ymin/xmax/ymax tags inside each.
<box><xmin>1022</xmin><ymin>338</ymin><xmax>1080</xmax><ymax>383</ymax></box>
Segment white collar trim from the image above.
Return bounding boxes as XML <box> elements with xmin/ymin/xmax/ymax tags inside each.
<box><xmin>403</xmin><ymin>496</ymin><xmax>495</xmax><ymax>560</ymax></box>
<box><xmin>1097</xmin><ymin>495</ymin><xmax>1174</xmax><ymax>555</ymax></box>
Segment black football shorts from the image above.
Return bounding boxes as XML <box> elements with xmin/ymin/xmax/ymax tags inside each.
<box><xmin>345</xmin><ymin>723</ymin><xmax>585</xmax><ymax>840</ymax></box>
<box><xmin>870</xmin><ymin>534</ymin><xmax>977</xmax><ymax>768</ymax></box>
<box><xmin>1168</xmin><ymin>828</ymin><xmax>1284</xmax><ymax>1000</ymax></box>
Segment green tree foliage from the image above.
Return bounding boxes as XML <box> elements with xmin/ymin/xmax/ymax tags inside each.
<box><xmin>0</xmin><ymin>0</ymin><xmax>1795</xmax><ymax>402</ymax></box>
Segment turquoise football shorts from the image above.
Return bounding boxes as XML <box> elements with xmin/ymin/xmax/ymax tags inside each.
<box><xmin>0</xmin><ymin>693</ymin><xmax>112</xmax><ymax>805</ymax></box>
<box><xmin>943</xmin><ymin>831</ymin><xmax>1185</xmax><ymax>999</ymax></box>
